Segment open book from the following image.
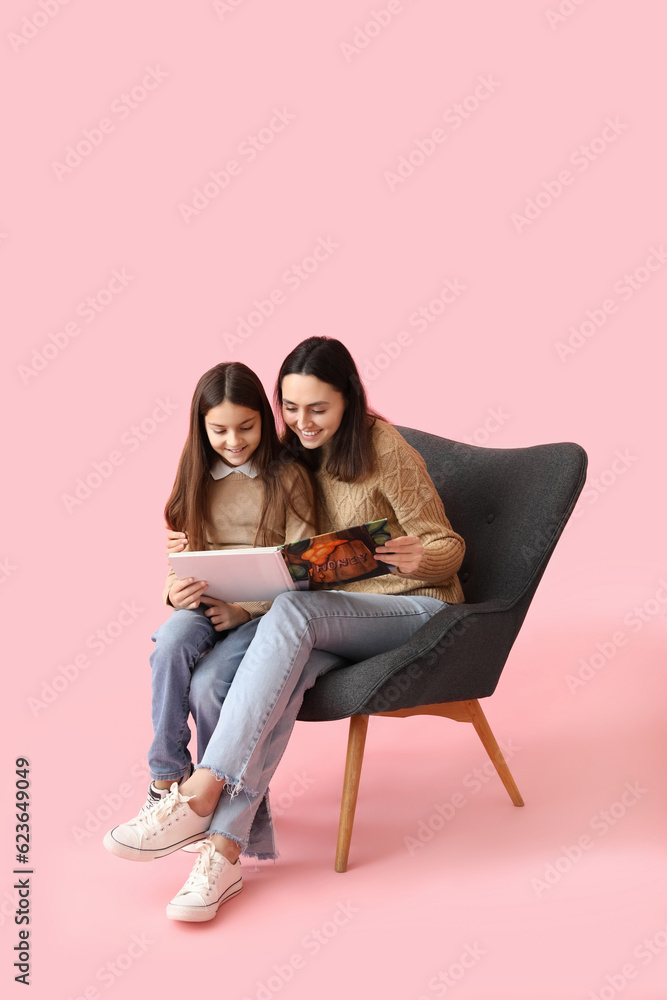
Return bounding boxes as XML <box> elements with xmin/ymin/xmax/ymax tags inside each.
<box><xmin>167</xmin><ymin>519</ymin><xmax>397</xmax><ymax>603</ymax></box>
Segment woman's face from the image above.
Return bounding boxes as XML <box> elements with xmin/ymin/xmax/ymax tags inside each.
<box><xmin>281</xmin><ymin>374</ymin><xmax>346</xmax><ymax>451</ymax></box>
<box><xmin>204</xmin><ymin>401</ymin><xmax>262</xmax><ymax>467</ymax></box>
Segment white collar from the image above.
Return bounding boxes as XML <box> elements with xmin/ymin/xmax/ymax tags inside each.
<box><xmin>209</xmin><ymin>457</ymin><xmax>259</xmax><ymax>480</ymax></box>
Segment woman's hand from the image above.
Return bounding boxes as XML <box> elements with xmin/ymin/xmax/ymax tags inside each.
<box><xmin>168</xmin><ymin>577</ymin><xmax>209</xmax><ymax>610</ymax></box>
<box><xmin>375</xmin><ymin>535</ymin><xmax>424</xmax><ymax>575</ymax></box>
<box><xmin>203</xmin><ymin>599</ymin><xmax>252</xmax><ymax>632</ymax></box>
<box><xmin>166</xmin><ymin>528</ymin><xmax>187</xmax><ymax>554</ymax></box>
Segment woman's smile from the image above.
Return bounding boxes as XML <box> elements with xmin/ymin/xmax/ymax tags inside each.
<box><xmin>281</xmin><ymin>374</ymin><xmax>347</xmax><ymax>450</ymax></box>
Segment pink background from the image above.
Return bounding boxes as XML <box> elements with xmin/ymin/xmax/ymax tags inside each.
<box><xmin>2</xmin><ymin>1</ymin><xmax>665</xmax><ymax>997</ymax></box>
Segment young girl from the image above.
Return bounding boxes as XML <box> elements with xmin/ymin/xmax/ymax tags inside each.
<box><xmin>104</xmin><ymin>361</ymin><xmax>317</xmax><ymax>857</ymax></box>
<box><xmin>105</xmin><ymin>338</ymin><xmax>465</xmax><ymax>921</ymax></box>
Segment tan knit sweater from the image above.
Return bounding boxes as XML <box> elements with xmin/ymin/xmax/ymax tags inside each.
<box><xmin>162</xmin><ymin>463</ymin><xmax>316</xmax><ymax>617</ymax></box>
<box><xmin>314</xmin><ymin>420</ymin><xmax>465</xmax><ymax>605</ymax></box>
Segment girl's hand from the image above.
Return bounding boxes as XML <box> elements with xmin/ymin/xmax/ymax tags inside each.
<box><xmin>166</xmin><ymin>528</ymin><xmax>187</xmax><ymax>554</ymax></box>
<box><xmin>375</xmin><ymin>535</ymin><xmax>424</xmax><ymax>575</ymax></box>
<box><xmin>203</xmin><ymin>599</ymin><xmax>252</xmax><ymax>632</ymax></box>
<box><xmin>169</xmin><ymin>577</ymin><xmax>209</xmax><ymax>610</ymax></box>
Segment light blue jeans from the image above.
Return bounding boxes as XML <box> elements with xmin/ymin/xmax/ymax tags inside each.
<box><xmin>148</xmin><ymin>607</ymin><xmax>261</xmax><ymax>782</ymax></box>
<box><xmin>191</xmin><ymin>590</ymin><xmax>446</xmax><ymax>859</ymax></box>
<box><xmin>148</xmin><ymin>606</ymin><xmax>346</xmax><ymax>859</ymax></box>
<box><xmin>190</xmin><ymin>628</ymin><xmax>348</xmax><ymax>859</ymax></box>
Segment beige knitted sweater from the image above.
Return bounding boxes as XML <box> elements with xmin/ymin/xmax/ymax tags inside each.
<box><xmin>314</xmin><ymin>420</ymin><xmax>465</xmax><ymax>605</ymax></box>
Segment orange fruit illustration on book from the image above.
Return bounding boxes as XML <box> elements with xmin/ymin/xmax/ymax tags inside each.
<box><xmin>301</xmin><ymin>538</ymin><xmax>349</xmax><ymax>564</ymax></box>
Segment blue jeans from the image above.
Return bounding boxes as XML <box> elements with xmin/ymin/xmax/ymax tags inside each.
<box><xmin>148</xmin><ymin>607</ymin><xmax>261</xmax><ymax>782</ymax></box>
<box><xmin>193</xmin><ymin>590</ymin><xmax>446</xmax><ymax>859</ymax></box>
<box><xmin>190</xmin><ymin>628</ymin><xmax>348</xmax><ymax>859</ymax></box>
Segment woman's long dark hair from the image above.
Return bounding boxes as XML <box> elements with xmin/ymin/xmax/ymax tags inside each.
<box><xmin>275</xmin><ymin>337</ymin><xmax>382</xmax><ymax>482</ymax></box>
<box><xmin>165</xmin><ymin>362</ymin><xmax>311</xmax><ymax>550</ymax></box>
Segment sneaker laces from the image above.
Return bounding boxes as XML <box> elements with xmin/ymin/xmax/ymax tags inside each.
<box><xmin>130</xmin><ymin>784</ymin><xmax>195</xmax><ymax>836</ymax></box>
<box><xmin>142</xmin><ymin>766</ymin><xmax>193</xmax><ymax>813</ymax></box>
<box><xmin>180</xmin><ymin>839</ymin><xmax>222</xmax><ymax>894</ymax></box>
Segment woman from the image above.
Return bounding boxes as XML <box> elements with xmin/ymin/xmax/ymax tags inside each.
<box><xmin>105</xmin><ymin>337</ymin><xmax>465</xmax><ymax>921</ymax></box>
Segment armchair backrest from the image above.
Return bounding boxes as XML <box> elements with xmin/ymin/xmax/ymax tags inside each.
<box><xmin>396</xmin><ymin>427</ymin><xmax>588</xmax><ymax>607</ymax></box>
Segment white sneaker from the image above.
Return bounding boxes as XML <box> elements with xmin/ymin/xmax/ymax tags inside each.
<box><xmin>166</xmin><ymin>839</ymin><xmax>243</xmax><ymax>922</ymax></box>
<box><xmin>103</xmin><ymin>783</ymin><xmax>213</xmax><ymax>862</ymax></box>
<box><xmin>143</xmin><ymin>764</ymin><xmax>193</xmax><ymax>812</ymax></box>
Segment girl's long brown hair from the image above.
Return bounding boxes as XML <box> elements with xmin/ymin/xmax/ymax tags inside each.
<box><xmin>165</xmin><ymin>362</ymin><xmax>313</xmax><ymax>550</ymax></box>
<box><xmin>275</xmin><ymin>337</ymin><xmax>383</xmax><ymax>482</ymax></box>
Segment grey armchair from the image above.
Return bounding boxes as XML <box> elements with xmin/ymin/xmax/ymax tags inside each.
<box><xmin>297</xmin><ymin>427</ymin><xmax>588</xmax><ymax>871</ymax></box>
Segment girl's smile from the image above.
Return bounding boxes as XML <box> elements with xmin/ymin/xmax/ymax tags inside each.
<box><xmin>204</xmin><ymin>401</ymin><xmax>262</xmax><ymax>467</ymax></box>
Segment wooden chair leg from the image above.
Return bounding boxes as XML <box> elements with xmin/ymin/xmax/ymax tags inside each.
<box><xmin>335</xmin><ymin>714</ymin><xmax>369</xmax><ymax>872</ymax></box>
<box><xmin>466</xmin><ymin>699</ymin><xmax>524</xmax><ymax>806</ymax></box>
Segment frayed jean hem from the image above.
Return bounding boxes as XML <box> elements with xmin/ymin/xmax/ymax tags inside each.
<box><xmin>194</xmin><ymin>763</ymin><xmax>260</xmax><ymax>800</ymax></box>
<box><xmin>206</xmin><ymin>828</ymin><xmax>278</xmax><ymax>861</ymax></box>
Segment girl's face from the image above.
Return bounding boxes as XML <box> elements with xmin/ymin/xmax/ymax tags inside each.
<box><xmin>204</xmin><ymin>400</ymin><xmax>262</xmax><ymax>468</ymax></box>
<box><xmin>281</xmin><ymin>374</ymin><xmax>346</xmax><ymax>451</ymax></box>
